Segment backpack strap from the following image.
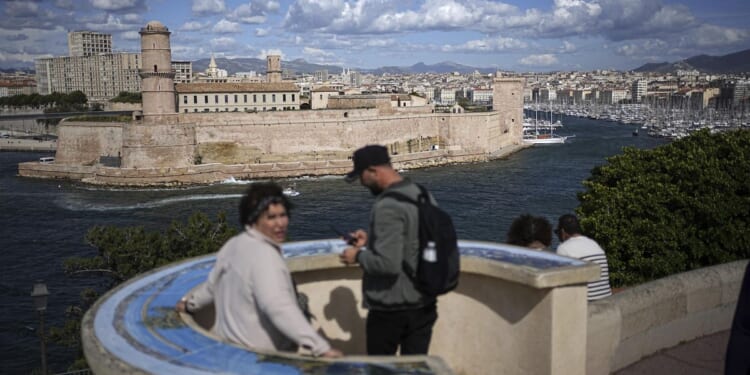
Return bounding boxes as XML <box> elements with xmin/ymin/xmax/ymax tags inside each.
<box><xmin>380</xmin><ymin>184</ymin><xmax>427</xmax><ymax>283</ymax></box>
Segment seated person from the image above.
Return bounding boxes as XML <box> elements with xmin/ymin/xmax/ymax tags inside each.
<box><xmin>506</xmin><ymin>214</ymin><xmax>553</xmax><ymax>251</ymax></box>
<box><xmin>555</xmin><ymin>214</ymin><xmax>613</xmax><ymax>301</ymax></box>
<box><xmin>176</xmin><ymin>182</ymin><xmax>341</xmax><ymax>358</ymax></box>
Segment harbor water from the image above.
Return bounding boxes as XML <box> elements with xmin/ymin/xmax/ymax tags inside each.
<box><xmin>0</xmin><ymin>116</ymin><xmax>667</xmax><ymax>373</ymax></box>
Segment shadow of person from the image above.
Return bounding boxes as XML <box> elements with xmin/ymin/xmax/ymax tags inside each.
<box><xmin>322</xmin><ymin>286</ymin><xmax>366</xmax><ymax>354</ymax></box>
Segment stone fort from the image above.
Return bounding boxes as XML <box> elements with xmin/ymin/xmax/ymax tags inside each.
<box><xmin>20</xmin><ymin>21</ymin><xmax>525</xmax><ymax>186</ymax></box>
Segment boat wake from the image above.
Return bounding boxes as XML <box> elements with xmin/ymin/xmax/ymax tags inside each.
<box><xmin>57</xmin><ymin>193</ymin><xmax>243</xmax><ymax>211</ymax></box>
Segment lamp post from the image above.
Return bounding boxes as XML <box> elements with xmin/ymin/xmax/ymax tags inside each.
<box><xmin>31</xmin><ymin>281</ymin><xmax>49</xmax><ymax>375</ymax></box>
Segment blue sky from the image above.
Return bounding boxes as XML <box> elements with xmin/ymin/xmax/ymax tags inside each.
<box><xmin>1</xmin><ymin>0</ymin><xmax>749</xmax><ymax>72</ymax></box>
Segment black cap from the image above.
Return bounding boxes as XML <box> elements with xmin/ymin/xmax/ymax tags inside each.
<box><xmin>345</xmin><ymin>145</ymin><xmax>390</xmax><ymax>183</ymax></box>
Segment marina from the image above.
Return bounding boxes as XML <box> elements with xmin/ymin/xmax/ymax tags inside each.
<box><xmin>525</xmin><ymin>102</ymin><xmax>750</xmax><ymax>140</ymax></box>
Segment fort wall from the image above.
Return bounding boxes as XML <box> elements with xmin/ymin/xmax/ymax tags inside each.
<box><xmin>54</xmin><ymin>120</ymin><xmax>122</xmax><ymax>165</ymax></box>
<box><xmin>19</xmin><ymin>77</ymin><xmax>527</xmax><ymax>186</ymax></box>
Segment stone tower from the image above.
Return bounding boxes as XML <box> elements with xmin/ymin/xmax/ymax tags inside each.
<box><xmin>121</xmin><ymin>21</ymin><xmax>194</xmax><ymax>170</ymax></box>
<box><xmin>493</xmin><ymin>77</ymin><xmax>525</xmax><ymax>146</ymax></box>
<box><xmin>139</xmin><ymin>20</ymin><xmax>176</xmax><ymax>119</ymax></box>
<box><xmin>267</xmin><ymin>55</ymin><xmax>281</xmax><ymax>83</ymax></box>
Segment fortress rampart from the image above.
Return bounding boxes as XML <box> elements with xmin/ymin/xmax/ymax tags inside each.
<box><xmin>17</xmin><ymin>19</ymin><xmax>526</xmax><ymax>186</ymax></box>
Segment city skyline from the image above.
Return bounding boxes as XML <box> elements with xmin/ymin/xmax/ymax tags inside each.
<box><xmin>1</xmin><ymin>0</ymin><xmax>749</xmax><ymax>72</ymax></box>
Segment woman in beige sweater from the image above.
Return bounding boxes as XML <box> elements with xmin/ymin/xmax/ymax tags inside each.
<box><xmin>176</xmin><ymin>182</ymin><xmax>341</xmax><ymax>358</ymax></box>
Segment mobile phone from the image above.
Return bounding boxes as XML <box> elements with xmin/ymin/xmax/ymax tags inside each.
<box><xmin>330</xmin><ymin>225</ymin><xmax>357</xmax><ymax>245</ymax></box>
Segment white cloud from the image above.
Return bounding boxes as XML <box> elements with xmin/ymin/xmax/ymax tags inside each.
<box><xmin>5</xmin><ymin>1</ymin><xmax>40</xmax><ymax>17</ymax></box>
<box><xmin>192</xmin><ymin>0</ymin><xmax>226</xmax><ymax>15</ymax></box>
<box><xmin>121</xmin><ymin>31</ymin><xmax>140</xmax><ymax>40</ymax></box>
<box><xmin>90</xmin><ymin>0</ymin><xmax>145</xmax><ymax>11</ymax></box>
<box><xmin>122</xmin><ymin>13</ymin><xmax>140</xmax><ymax>22</ymax></box>
<box><xmin>213</xmin><ymin>19</ymin><xmax>242</xmax><ymax>33</ymax></box>
<box><xmin>86</xmin><ymin>14</ymin><xmax>135</xmax><ymax>32</ymax></box>
<box><xmin>615</xmin><ymin>39</ymin><xmax>668</xmax><ymax>57</ymax></box>
<box><xmin>256</xmin><ymin>49</ymin><xmax>284</xmax><ymax>60</ymax></box>
<box><xmin>303</xmin><ymin>46</ymin><xmax>334</xmax><ymax>58</ymax></box>
<box><xmin>228</xmin><ymin>1</ymin><xmax>281</xmax><ymax>24</ymax></box>
<box><xmin>679</xmin><ymin>24</ymin><xmax>749</xmax><ymax>48</ymax></box>
<box><xmin>255</xmin><ymin>28</ymin><xmax>269</xmax><ymax>36</ymax></box>
<box><xmin>441</xmin><ymin>36</ymin><xmax>526</xmax><ymax>53</ymax></box>
<box><xmin>180</xmin><ymin>21</ymin><xmax>209</xmax><ymax>31</ymax></box>
<box><xmin>210</xmin><ymin>36</ymin><xmax>236</xmax><ymax>50</ymax></box>
<box><xmin>519</xmin><ymin>54</ymin><xmax>558</xmax><ymax>66</ymax></box>
<box><xmin>559</xmin><ymin>40</ymin><xmax>576</xmax><ymax>53</ymax></box>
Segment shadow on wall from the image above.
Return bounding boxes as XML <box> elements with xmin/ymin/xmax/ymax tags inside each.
<box><xmin>323</xmin><ymin>286</ymin><xmax>366</xmax><ymax>354</ymax></box>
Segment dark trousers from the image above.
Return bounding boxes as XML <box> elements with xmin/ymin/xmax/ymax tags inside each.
<box><xmin>725</xmin><ymin>262</ymin><xmax>750</xmax><ymax>375</ymax></box>
<box><xmin>366</xmin><ymin>303</ymin><xmax>438</xmax><ymax>355</ymax></box>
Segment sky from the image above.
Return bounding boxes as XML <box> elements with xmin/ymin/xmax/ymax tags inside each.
<box><xmin>1</xmin><ymin>0</ymin><xmax>749</xmax><ymax>72</ymax></box>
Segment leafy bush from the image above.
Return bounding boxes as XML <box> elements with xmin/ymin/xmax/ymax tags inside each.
<box><xmin>577</xmin><ymin>129</ymin><xmax>750</xmax><ymax>287</ymax></box>
<box><xmin>50</xmin><ymin>212</ymin><xmax>237</xmax><ymax>370</ymax></box>
<box><xmin>110</xmin><ymin>91</ymin><xmax>142</xmax><ymax>103</ymax></box>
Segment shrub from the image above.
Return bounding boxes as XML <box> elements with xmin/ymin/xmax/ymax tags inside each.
<box><xmin>577</xmin><ymin>129</ymin><xmax>750</xmax><ymax>287</ymax></box>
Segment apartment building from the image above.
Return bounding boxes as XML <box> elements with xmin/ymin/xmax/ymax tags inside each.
<box><xmin>172</xmin><ymin>61</ymin><xmax>193</xmax><ymax>83</ymax></box>
<box><xmin>35</xmin><ymin>53</ymin><xmax>141</xmax><ymax>100</ymax></box>
<box><xmin>631</xmin><ymin>80</ymin><xmax>647</xmax><ymax>103</ymax></box>
<box><xmin>468</xmin><ymin>88</ymin><xmax>493</xmax><ymax>104</ymax></box>
<box><xmin>175</xmin><ymin>82</ymin><xmax>300</xmax><ymax>113</ymax></box>
<box><xmin>67</xmin><ymin>31</ymin><xmax>112</xmax><ymax>57</ymax></box>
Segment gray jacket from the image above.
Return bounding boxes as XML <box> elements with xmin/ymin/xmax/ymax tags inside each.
<box><xmin>357</xmin><ymin>179</ymin><xmax>436</xmax><ymax>311</ymax></box>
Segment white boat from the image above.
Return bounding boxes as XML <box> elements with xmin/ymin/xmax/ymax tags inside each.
<box><xmin>522</xmin><ymin>132</ymin><xmax>567</xmax><ymax>144</ymax></box>
<box><xmin>282</xmin><ymin>185</ymin><xmax>300</xmax><ymax>197</ymax></box>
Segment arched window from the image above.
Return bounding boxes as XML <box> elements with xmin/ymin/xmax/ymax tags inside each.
<box><xmin>153</xmin><ymin>65</ymin><xmax>157</xmax><ymax>72</ymax></box>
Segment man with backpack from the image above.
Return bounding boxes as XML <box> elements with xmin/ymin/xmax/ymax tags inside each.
<box><xmin>339</xmin><ymin>144</ymin><xmax>455</xmax><ymax>356</ymax></box>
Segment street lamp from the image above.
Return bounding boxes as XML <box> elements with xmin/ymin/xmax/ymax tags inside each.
<box><xmin>31</xmin><ymin>281</ymin><xmax>49</xmax><ymax>375</ymax></box>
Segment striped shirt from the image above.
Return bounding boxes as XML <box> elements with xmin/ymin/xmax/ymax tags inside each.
<box><xmin>557</xmin><ymin>236</ymin><xmax>613</xmax><ymax>301</ymax></box>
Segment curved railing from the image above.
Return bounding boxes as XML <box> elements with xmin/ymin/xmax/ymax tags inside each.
<box><xmin>82</xmin><ymin>239</ymin><xmax>598</xmax><ymax>375</ymax></box>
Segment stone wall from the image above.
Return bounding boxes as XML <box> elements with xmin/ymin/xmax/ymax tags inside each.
<box><xmin>121</xmin><ymin>117</ymin><xmax>196</xmax><ymax>168</ymax></box>
<box><xmin>54</xmin><ymin>120</ymin><xmax>123</xmax><ymax>165</ymax></box>
<box><xmin>586</xmin><ymin>260</ymin><xmax>747</xmax><ymax>375</ymax></box>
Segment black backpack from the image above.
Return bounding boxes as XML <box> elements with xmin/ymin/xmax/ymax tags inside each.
<box><xmin>383</xmin><ymin>184</ymin><xmax>460</xmax><ymax>296</ymax></box>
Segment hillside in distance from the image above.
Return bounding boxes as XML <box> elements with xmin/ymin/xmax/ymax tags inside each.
<box><xmin>633</xmin><ymin>48</ymin><xmax>750</xmax><ymax>74</ymax></box>
<box><xmin>192</xmin><ymin>57</ymin><xmax>497</xmax><ymax>76</ymax></box>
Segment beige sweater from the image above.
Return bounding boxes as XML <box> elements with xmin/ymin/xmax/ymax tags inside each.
<box><xmin>186</xmin><ymin>227</ymin><xmax>331</xmax><ymax>356</ymax></box>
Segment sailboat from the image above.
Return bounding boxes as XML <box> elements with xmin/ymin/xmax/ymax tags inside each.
<box><xmin>522</xmin><ymin>103</ymin><xmax>568</xmax><ymax>145</ymax></box>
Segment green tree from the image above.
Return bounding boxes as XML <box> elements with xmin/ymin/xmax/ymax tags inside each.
<box><xmin>49</xmin><ymin>211</ymin><xmax>238</xmax><ymax>370</ymax></box>
<box><xmin>577</xmin><ymin>129</ymin><xmax>750</xmax><ymax>287</ymax></box>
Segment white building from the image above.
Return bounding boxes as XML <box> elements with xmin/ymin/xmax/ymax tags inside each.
<box><xmin>176</xmin><ymin>82</ymin><xmax>300</xmax><ymax>113</ymax></box>
<box><xmin>632</xmin><ymin>80</ymin><xmax>647</xmax><ymax>103</ymax></box>
<box><xmin>172</xmin><ymin>61</ymin><xmax>193</xmax><ymax>83</ymax></box>
<box><xmin>310</xmin><ymin>86</ymin><xmax>340</xmax><ymax>109</ymax></box>
<box><xmin>468</xmin><ymin>88</ymin><xmax>493</xmax><ymax>104</ymax></box>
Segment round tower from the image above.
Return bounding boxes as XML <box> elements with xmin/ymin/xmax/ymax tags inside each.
<box><xmin>139</xmin><ymin>21</ymin><xmax>175</xmax><ymax>118</ymax></box>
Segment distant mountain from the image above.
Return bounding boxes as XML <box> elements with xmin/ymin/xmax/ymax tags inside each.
<box><xmin>367</xmin><ymin>61</ymin><xmax>496</xmax><ymax>75</ymax></box>
<box><xmin>633</xmin><ymin>49</ymin><xmax>750</xmax><ymax>74</ymax></box>
<box><xmin>191</xmin><ymin>57</ymin><xmax>496</xmax><ymax>76</ymax></box>
<box><xmin>192</xmin><ymin>57</ymin><xmax>345</xmax><ymax>75</ymax></box>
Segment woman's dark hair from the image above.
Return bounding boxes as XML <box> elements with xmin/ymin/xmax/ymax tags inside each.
<box><xmin>239</xmin><ymin>182</ymin><xmax>292</xmax><ymax>225</ymax></box>
<box><xmin>506</xmin><ymin>214</ymin><xmax>552</xmax><ymax>248</ymax></box>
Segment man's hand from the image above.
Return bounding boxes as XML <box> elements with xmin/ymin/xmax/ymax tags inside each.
<box><xmin>340</xmin><ymin>247</ymin><xmax>360</xmax><ymax>265</ymax></box>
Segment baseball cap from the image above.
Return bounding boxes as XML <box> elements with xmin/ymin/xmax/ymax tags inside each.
<box><xmin>344</xmin><ymin>145</ymin><xmax>390</xmax><ymax>183</ymax></box>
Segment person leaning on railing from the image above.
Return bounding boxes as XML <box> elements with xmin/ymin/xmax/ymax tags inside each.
<box><xmin>176</xmin><ymin>182</ymin><xmax>342</xmax><ymax>358</ymax></box>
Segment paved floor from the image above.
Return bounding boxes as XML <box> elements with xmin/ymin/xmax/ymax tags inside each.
<box><xmin>614</xmin><ymin>330</ymin><xmax>729</xmax><ymax>375</ymax></box>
